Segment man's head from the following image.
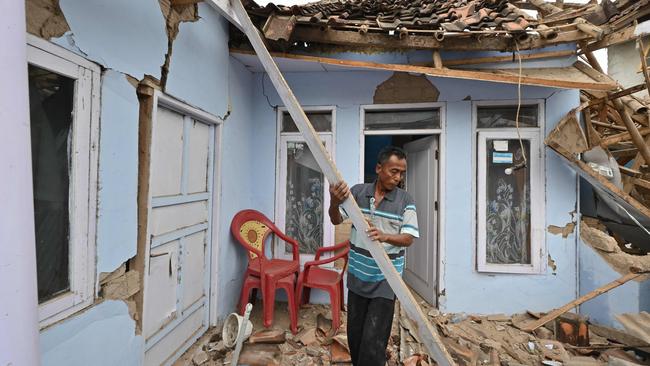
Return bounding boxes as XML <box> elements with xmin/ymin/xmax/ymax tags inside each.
<box><xmin>375</xmin><ymin>146</ymin><xmax>407</xmax><ymax>191</ymax></box>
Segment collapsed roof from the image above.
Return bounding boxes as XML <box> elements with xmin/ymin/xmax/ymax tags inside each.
<box><xmin>238</xmin><ymin>0</ymin><xmax>650</xmax><ymax>52</ymax></box>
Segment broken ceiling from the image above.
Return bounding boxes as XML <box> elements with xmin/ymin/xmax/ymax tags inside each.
<box><xmin>237</xmin><ymin>0</ymin><xmax>650</xmax><ymax>53</ymax></box>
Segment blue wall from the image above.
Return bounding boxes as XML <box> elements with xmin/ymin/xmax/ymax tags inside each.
<box><xmin>215</xmin><ymin>57</ymin><xmax>256</xmax><ymax>322</ymax></box>
<box><xmin>248</xmin><ymin>69</ymin><xmax>580</xmax><ymax>314</ymax></box>
<box><xmin>578</xmin><ymin>239</ymin><xmax>645</xmax><ymax>328</ymax></box>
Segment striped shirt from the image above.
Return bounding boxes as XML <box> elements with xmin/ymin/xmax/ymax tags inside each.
<box><xmin>341</xmin><ymin>182</ymin><xmax>419</xmax><ymax>300</ymax></box>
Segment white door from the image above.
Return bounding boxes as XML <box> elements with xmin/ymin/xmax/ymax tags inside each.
<box><xmin>275</xmin><ymin>135</ymin><xmax>335</xmax><ymax>265</ymax></box>
<box><xmin>142</xmin><ymin>98</ymin><xmax>217</xmax><ymax>366</ymax></box>
<box><xmin>403</xmin><ymin>136</ymin><xmax>438</xmax><ymax>305</ymax></box>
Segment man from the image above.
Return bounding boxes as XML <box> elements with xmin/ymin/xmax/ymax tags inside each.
<box><xmin>328</xmin><ymin>146</ymin><xmax>419</xmax><ymax>366</ymax></box>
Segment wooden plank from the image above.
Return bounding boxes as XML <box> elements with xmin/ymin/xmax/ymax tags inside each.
<box><xmin>521</xmin><ymin>272</ymin><xmax>644</xmax><ymax>332</ymax></box>
<box><xmin>601</xmin><ymin>127</ymin><xmax>650</xmax><ymax>147</ymax></box>
<box><xmin>170</xmin><ymin>0</ymin><xmax>203</xmax><ymax>5</ymax></box>
<box><xmin>590</xmin><ymin>323</ymin><xmax>650</xmax><ymax>353</ymax></box>
<box><xmin>638</xmin><ymin>38</ymin><xmax>650</xmax><ymax>99</ymax></box>
<box><xmin>584</xmin><ymin>26</ymin><xmax>636</xmax><ymax>52</ymax></box>
<box><xmin>134</xmin><ymin>81</ymin><xmax>158</xmax><ymax>330</ymax></box>
<box><xmin>612</xmin><ymin>99</ymin><xmax>650</xmax><ymax>165</ymax></box>
<box><xmin>231</xmin><ymin>49</ymin><xmax>617</xmax><ymax>91</ymax></box>
<box><xmin>230</xmin><ymin>1</ymin><xmax>455</xmax><ymax>365</ymax></box>
<box><xmin>432</xmin><ymin>50</ymin><xmax>443</xmax><ymax>69</ymax></box>
<box><xmin>631</xmin><ymin>177</ymin><xmax>650</xmax><ymax>190</ymax></box>
<box><xmin>441</xmin><ymin>50</ymin><xmax>574</xmax><ymax>67</ymax></box>
<box><xmin>587</xmin><ymin>84</ymin><xmax>648</xmax><ymax>107</ymax></box>
<box><xmin>290</xmin><ymin>25</ymin><xmax>591</xmax><ymax>52</ymax></box>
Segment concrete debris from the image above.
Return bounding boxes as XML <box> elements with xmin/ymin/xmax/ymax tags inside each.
<box><xmin>100</xmin><ymin>269</ymin><xmax>140</xmax><ymax>300</ymax></box>
<box><xmin>174</xmin><ymin>300</ymin><xmax>650</xmax><ymax>366</ymax></box>
<box><xmin>330</xmin><ymin>338</ymin><xmax>351</xmax><ymax>364</ymax></box>
<box><xmin>581</xmin><ymin>219</ymin><xmax>650</xmax><ymax>277</ymax></box>
<box><xmin>192</xmin><ymin>350</ymin><xmax>209</xmax><ymax>365</ymax></box>
<box><xmin>238</xmin><ymin>344</ymin><xmax>281</xmax><ymax>366</ymax></box>
<box><xmin>248</xmin><ymin>329</ymin><xmax>286</xmax><ymax>344</ymax></box>
<box><xmin>398</xmin><ymin>299</ymin><xmax>650</xmax><ymax>366</ymax></box>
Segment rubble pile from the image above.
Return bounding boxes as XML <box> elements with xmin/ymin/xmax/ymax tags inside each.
<box><xmin>175</xmin><ymin>304</ymin><xmax>362</xmax><ymax>366</ymax></box>
<box><xmin>400</xmin><ymin>300</ymin><xmax>650</xmax><ymax>366</ymax></box>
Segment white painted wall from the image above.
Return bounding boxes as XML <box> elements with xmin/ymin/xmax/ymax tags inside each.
<box><xmin>608</xmin><ymin>38</ymin><xmax>648</xmax><ymax>100</ymax></box>
<box><xmin>0</xmin><ymin>1</ymin><xmax>41</xmax><ymax>365</ymax></box>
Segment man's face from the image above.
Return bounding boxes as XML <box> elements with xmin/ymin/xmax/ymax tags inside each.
<box><xmin>376</xmin><ymin>154</ymin><xmax>407</xmax><ymax>191</ymax></box>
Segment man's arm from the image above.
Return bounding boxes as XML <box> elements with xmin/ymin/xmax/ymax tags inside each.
<box><xmin>366</xmin><ymin>229</ymin><xmax>414</xmax><ymax>247</ymax></box>
<box><xmin>328</xmin><ymin>181</ymin><xmax>350</xmax><ymax>225</ymax></box>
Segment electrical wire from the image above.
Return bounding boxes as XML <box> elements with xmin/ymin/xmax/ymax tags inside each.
<box><xmin>515</xmin><ymin>41</ymin><xmax>528</xmax><ymax>168</ymax></box>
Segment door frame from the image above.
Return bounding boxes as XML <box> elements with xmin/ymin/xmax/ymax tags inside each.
<box><xmin>274</xmin><ymin>106</ymin><xmax>337</xmax><ymax>264</ymax></box>
<box><xmin>142</xmin><ymin>90</ymin><xmax>223</xmax><ymax>364</ymax></box>
<box><xmin>359</xmin><ymin>102</ymin><xmax>446</xmax><ymax>306</ymax></box>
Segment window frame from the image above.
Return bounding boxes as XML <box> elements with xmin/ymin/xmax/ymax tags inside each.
<box><xmin>274</xmin><ymin>106</ymin><xmax>336</xmax><ymax>265</ymax></box>
<box><xmin>473</xmin><ymin>100</ymin><xmax>546</xmax><ymax>274</ymax></box>
<box><xmin>27</xmin><ymin>34</ymin><xmax>100</xmax><ymax>328</ymax></box>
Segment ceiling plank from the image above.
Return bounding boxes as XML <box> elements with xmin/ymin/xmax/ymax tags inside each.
<box><xmin>231</xmin><ymin>49</ymin><xmax>618</xmax><ymax>91</ymax></box>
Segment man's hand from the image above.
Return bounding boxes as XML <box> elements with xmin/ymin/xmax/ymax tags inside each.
<box><xmin>366</xmin><ymin>225</ymin><xmax>414</xmax><ymax>247</ymax></box>
<box><xmin>328</xmin><ymin>181</ymin><xmax>350</xmax><ymax>225</ymax></box>
<box><xmin>329</xmin><ymin>181</ymin><xmax>350</xmax><ymax>206</ymax></box>
<box><xmin>366</xmin><ymin>226</ymin><xmax>387</xmax><ymax>242</ymax></box>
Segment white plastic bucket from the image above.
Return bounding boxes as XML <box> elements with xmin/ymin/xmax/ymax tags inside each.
<box><xmin>222</xmin><ymin>312</ymin><xmax>253</xmax><ymax>348</ymax></box>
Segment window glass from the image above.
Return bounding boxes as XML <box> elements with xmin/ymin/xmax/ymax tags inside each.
<box><xmin>365</xmin><ymin>109</ymin><xmax>440</xmax><ymax>130</ymax></box>
<box><xmin>477</xmin><ymin>105</ymin><xmax>538</xmax><ymax>128</ymax></box>
<box><xmin>284</xmin><ymin>141</ymin><xmax>324</xmax><ymax>254</ymax></box>
<box><xmin>282</xmin><ymin>111</ymin><xmax>332</xmax><ymax>133</ymax></box>
<box><xmin>28</xmin><ymin>64</ymin><xmax>74</xmax><ymax>303</ymax></box>
<box><xmin>485</xmin><ymin>139</ymin><xmax>531</xmax><ymax>265</ymax></box>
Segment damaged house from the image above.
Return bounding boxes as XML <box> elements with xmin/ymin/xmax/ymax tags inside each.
<box><xmin>1</xmin><ymin>0</ymin><xmax>650</xmax><ymax>365</ymax></box>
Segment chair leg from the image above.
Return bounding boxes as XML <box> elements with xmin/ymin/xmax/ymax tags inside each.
<box><xmin>262</xmin><ymin>279</ymin><xmax>277</xmax><ymax>329</ymax></box>
<box><xmin>329</xmin><ymin>288</ymin><xmax>341</xmax><ymax>332</ymax></box>
<box><xmin>296</xmin><ymin>282</ymin><xmax>304</xmax><ymax>307</ymax></box>
<box><xmin>283</xmin><ymin>284</ymin><xmax>298</xmax><ymax>334</ymax></box>
<box><xmin>339</xmin><ymin>279</ymin><xmax>345</xmax><ymax>311</ymax></box>
<box><xmin>301</xmin><ymin>287</ymin><xmax>311</xmax><ymax>306</ymax></box>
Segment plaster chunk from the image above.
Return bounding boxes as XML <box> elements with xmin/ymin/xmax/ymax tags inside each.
<box><xmin>547</xmin><ymin>222</ymin><xmax>576</xmax><ymax>238</ymax></box>
<box><xmin>26</xmin><ymin>0</ymin><xmax>70</xmax><ymax>39</ymax></box>
<box><xmin>581</xmin><ymin>220</ymin><xmax>650</xmax><ymax>277</ymax></box>
<box><xmin>374</xmin><ymin>72</ymin><xmax>440</xmax><ymax>104</ymax></box>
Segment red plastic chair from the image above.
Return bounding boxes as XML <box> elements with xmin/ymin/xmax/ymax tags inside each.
<box><xmin>231</xmin><ymin>209</ymin><xmax>300</xmax><ymax>330</ymax></box>
<box><xmin>238</xmin><ymin>272</ymin><xmax>298</xmax><ymax>334</ymax></box>
<box><xmin>296</xmin><ymin>240</ymin><xmax>350</xmax><ymax>331</ymax></box>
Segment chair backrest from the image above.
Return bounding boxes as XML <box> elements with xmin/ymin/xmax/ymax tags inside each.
<box><xmin>230</xmin><ymin>209</ymin><xmax>277</xmax><ymax>261</ymax></box>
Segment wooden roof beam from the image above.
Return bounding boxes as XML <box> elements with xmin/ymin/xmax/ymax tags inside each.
<box><xmin>231</xmin><ymin>48</ymin><xmax>617</xmax><ymax>91</ymax></box>
<box><xmin>290</xmin><ymin>25</ymin><xmax>591</xmax><ymax>52</ymax></box>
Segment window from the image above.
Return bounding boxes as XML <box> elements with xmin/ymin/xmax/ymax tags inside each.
<box><xmin>275</xmin><ymin>108</ymin><xmax>335</xmax><ymax>264</ymax></box>
<box><xmin>27</xmin><ymin>35</ymin><xmax>100</xmax><ymax>327</ymax></box>
<box><xmin>364</xmin><ymin>108</ymin><xmax>441</xmax><ymax>132</ymax></box>
<box><xmin>475</xmin><ymin>101</ymin><xmax>544</xmax><ymax>274</ymax></box>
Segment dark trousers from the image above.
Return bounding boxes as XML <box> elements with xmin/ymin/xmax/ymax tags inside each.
<box><xmin>347</xmin><ymin>290</ymin><xmax>395</xmax><ymax>366</ymax></box>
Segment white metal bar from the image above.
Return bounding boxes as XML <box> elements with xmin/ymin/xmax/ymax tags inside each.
<box><xmin>230</xmin><ymin>1</ymin><xmax>454</xmax><ymax>364</ymax></box>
